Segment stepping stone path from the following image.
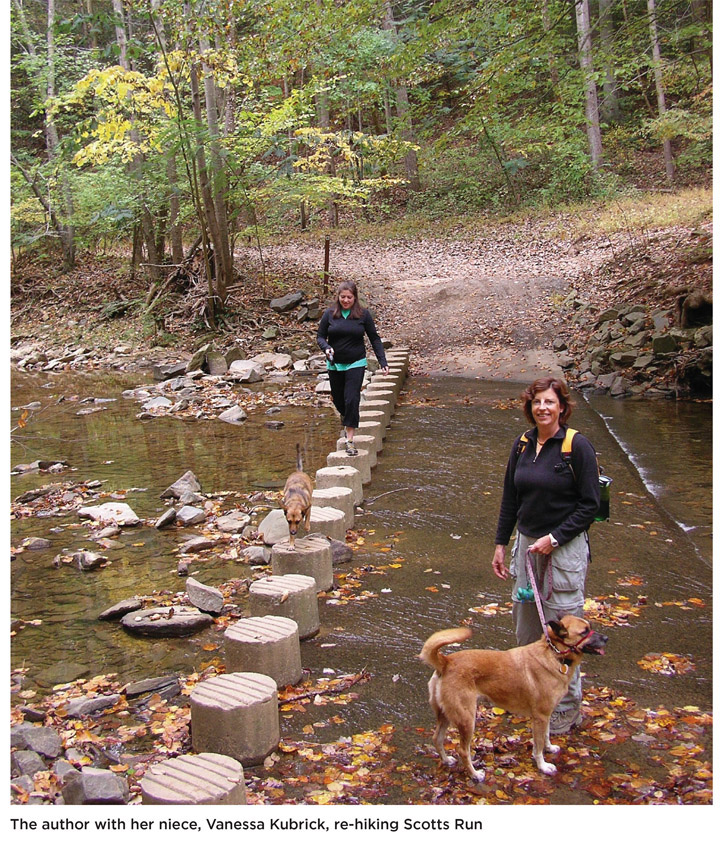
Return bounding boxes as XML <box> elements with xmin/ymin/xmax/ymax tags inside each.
<box><xmin>248</xmin><ymin>573</ymin><xmax>320</xmax><ymax>639</ymax></box>
<box><xmin>224</xmin><ymin>616</ymin><xmax>302</xmax><ymax>687</ymax></box>
<box><xmin>271</xmin><ymin>535</ymin><xmax>334</xmax><ymax>590</ymax></box>
<box><xmin>141</xmin><ymin>752</ymin><xmax>247</xmax><ymax>805</ymax></box>
<box><xmin>190</xmin><ymin>672</ymin><xmax>279</xmax><ymax>766</ymax></box>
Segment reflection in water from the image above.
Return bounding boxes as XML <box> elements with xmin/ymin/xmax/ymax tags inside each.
<box><xmin>10</xmin><ymin>371</ymin><xmax>712</xmax><ymax>741</ymax></box>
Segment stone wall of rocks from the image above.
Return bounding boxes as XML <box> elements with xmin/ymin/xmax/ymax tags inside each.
<box><xmin>559</xmin><ymin>295</ymin><xmax>712</xmax><ymax>398</ymax></box>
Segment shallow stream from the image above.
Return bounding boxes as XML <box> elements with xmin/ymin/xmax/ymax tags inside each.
<box><xmin>10</xmin><ymin>368</ymin><xmax>712</xmax><ymax>802</ymax></box>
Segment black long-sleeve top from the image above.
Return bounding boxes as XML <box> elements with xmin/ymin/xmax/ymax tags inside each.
<box><xmin>494</xmin><ymin>425</ymin><xmax>600</xmax><ymax>547</ymax></box>
<box><xmin>317</xmin><ymin>307</ymin><xmax>388</xmax><ymax>368</ymax></box>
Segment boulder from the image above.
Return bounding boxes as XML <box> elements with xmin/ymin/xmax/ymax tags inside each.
<box><xmin>72</xmin><ymin>551</ymin><xmax>108</xmax><ymax>571</ymax></box>
<box><xmin>15</xmin><ymin>725</ymin><xmax>63</xmax><ymax>758</ymax></box>
<box><xmin>23</xmin><ymin>536</ymin><xmax>52</xmax><ymax>551</ymax></box>
<box><xmin>12</xmin><ymin>750</ymin><xmax>46</xmax><ymax>778</ymax></box>
<box><xmin>179</xmin><ymin>536</ymin><xmax>218</xmax><ymax>554</ymax></box>
<box><xmin>99</xmin><ymin>598</ymin><xmax>143</xmax><ymax>621</ymax></box>
<box><xmin>154</xmin><ymin>507</ymin><xmax>177</xmax><ymax>528</ymax></box>
<box><xmin>176</xmin><ymin>505</ymin><xmax>206</xmax><ymax>526</ymax></box>
<box><xmin>216</xmin><ymin>511</ymin><xmax>251</xmax><ymax>533</ymax></box>
<box><xmin>161</xmin><ymin>470</ymin><xmax>201</xmax><ymax>499</ymax></box>
<box><xmin>186</xmin><ymin>577</ymin><xmax>224</xmax><ymax>614</ymax></box>
<box><xmin>153</xmin><ymin>362</ymin><xmax>188</xmax><ymax>381</ymax></box>
<box><xmin>218</xmin><ymin>405</ymin><xmax>248</xmax><ymax>425</ymax></box>
<box><xmin>121</xmin><ymin>606</ymin><xmax>213</xmax><ymax>637</ymax></box>
<box><xmin>142</xmin><ymin>396</ymin><xmax>173</xmax><ymax>412</ymax></box>
<box><xmin>206</xmin><ymin>350</ymin><xmax>228</xmax><ymax>376</ymax></box>
<box><xmin>270</xmin><ymin>291</ymin><xmax>303</xmax><ymax>313</ymax></box>
<box><xmin>186</xmin><ymin>343</ymin><xmax>212</xmax><ymax>373</ymax></box>
<box><xmin>227</xmin><ymin>360</ymin><xmax>265</xmax><ymax>383</ymax></box>
<box><xmin>652</xmin><ymin>333</ymin><xmax>678</xmax><ymax>355</ymax></box>
<box><xmin>62</xmin><ymin>768</ymin><xmax>129</xmax><ymax>805</ymax></box>
<box><xmin>77</xmin><ymin>502</ymin><xmax>140</xmax><ymax>526</ymax></box>
<box><xmin>65</xmin><ymin>694</ymin><xmax>121</xmax><ymax>718</ymax></box>
<box><xmin>257</xmin><ymin>509</ymin><xmax>290</xmax><ymax>545</ymax></box>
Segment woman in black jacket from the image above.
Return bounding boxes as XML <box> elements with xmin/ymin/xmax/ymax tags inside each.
<box><xmin>491</xmin><ymin>376</ymin><xmax>600</xmax><ymax>735</ymax></box>
<box><xmin>317</xmin><ymin>281</ymin><xmax>389</xmax><ymax>454</ymax></box>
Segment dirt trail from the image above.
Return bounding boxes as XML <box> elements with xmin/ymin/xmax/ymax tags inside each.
<box><xmin>242</xmin><ymin>228</ymin><xmax>615</xmax><ymax>380</ymax></box>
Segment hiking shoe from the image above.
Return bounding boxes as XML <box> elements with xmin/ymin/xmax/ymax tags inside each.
<box><xmin>549</xmin><ymin>709</ymin><xmax>582</xmax><ymax>735</ymax></box>
<box><xmin>345</xmin><ymin>442</ymin><xmax>358</xmax><ymax>456</ymax></box>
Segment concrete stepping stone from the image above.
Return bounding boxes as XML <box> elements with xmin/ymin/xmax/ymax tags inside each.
<box><xmin>361</xmin><ymin>387</ymin><xmax>395</xmax><ymax>410</ymax></box>
<box><xmin>190</xmin><ymin>672</ymin><xmax>279</xmax><ymax>766</ymax></box>
<box><xmin>369</xmin><ymin>376</ymin><xmax>402</xmax><ymax>398</ymax></box>
<box><xmin>312</xmin><ymin>487</ymin><xmax>355</xmax><ymax>528</ymax></box>
<box><xmin>316</xmin><ymin>465</ymin><xmax>363</xmax><ymax>505</ymax></box>
<box><xmin>326</xmin><ymin>448</ymin><xmax>371</xmax><ymax>484</ymax></box>
<box><xmin>357</xmin><ymin>419</ymin><xmax>384</xmax><ymax>445</ymax></box>
<box><xmin>272</xmin><ymin>535</ymin><xmax>334</xmax><ymax>590</ymax></box>
<box><xmin>248</xmin><ymin>574</ymin><xmax>320</xmax><ymax>639</ymax></box>
<box><xmin>358</xmin><ymin>400</ymin><xmax>392</xmax><ymax>427</ymax></box>
<box><xmin>224</xmin><ymin>616</ymin><xmax>302</xmax><ymax>687</ymax></box>
<box><xmin>335</xmin><ymin>434</ymin><xmax>378</xmax><ymax>465</ymax></box>
<box><xmin>141</xmin><ymin>752</ymin><xmax>247</xmax><ymax>804</ymax></box>
<box><xmin>309</xmin><ymin>504</ymin><xmax>347</xmax><ymax>541</ymax></box>
<box><xmin>359</xmin><ymin>409</ymin><xmax>388</xmax><ymax>432</ymax></box>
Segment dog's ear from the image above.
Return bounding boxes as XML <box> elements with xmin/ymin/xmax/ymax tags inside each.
<box><xmin>547</xmin><ymin>619</ymin><xmax>566</xmax><ymax>638</ymax></box>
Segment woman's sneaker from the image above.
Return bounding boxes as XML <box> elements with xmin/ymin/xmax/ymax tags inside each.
<box><xmin>549</xmin><ymin>709</ymin><xmax>582</xmax><ymax>735</ymax></box>
<box><xmin>345</xmin><ymin>441</ymin><xmax>358</xmax><ymax>456</ymax></box>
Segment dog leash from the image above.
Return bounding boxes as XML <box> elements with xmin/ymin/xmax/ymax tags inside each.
<box><xmin>525</xmin><ymin>550</ymin><xmax>569</xmax><ymax>672</ymax></box>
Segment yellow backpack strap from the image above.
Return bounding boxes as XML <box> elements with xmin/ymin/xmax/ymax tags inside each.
<box><xmin>516</xmin><ymin>430</ymin><xmax>532</xmax><ymax>456</ymax></box>
<box><xmin>561</xmin><ymin>428</ymin><xmax>577</xmax><ymax>458</ymax></box>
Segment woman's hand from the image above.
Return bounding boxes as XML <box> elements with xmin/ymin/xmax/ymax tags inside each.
<box><xmin>528</xmin><ymin>535</ymin><xmax>554</xmax><ymax>556</ymax></box>
<box><xmin>492</xmin><ymin>545</ymin><xmax>509</xmax><ymax>580</ymax></box>
<box><xmin>380</xmin><ymin>366</ymin><xmax>389</xmax><ymax>376</ymax></box>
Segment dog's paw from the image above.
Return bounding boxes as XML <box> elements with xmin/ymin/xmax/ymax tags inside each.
<box><xmin>470</xmin><ymin>768</ymin><xmax>486</xmax><ymax>783</ymax></box>
<box><xmin>546</xmin><ymin>742</ymin><xmax>560</xmax><ymax>755</ymax></box>
<box><xmin>441</xmin><ymin>754</ymin><xmax>457</xmax><ymax>769</ymax></box>
<box><xmin>538</xmin><ymin>761</ymin><xmax>558</xmax><ymax>776</ymax></box>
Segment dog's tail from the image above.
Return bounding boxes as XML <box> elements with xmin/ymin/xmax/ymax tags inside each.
<box><xmin>296</xmin><ymin>443</ymin><xmax>303</xmax><ymax>473</ymax></box>
<box><xmin>418</xmin><ymin>627</ymin><xmax>472</xmax><ymax>674</ymax></box>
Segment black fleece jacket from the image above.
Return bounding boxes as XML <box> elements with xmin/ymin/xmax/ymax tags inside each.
<box><xmin>317</xmin><ymin>307</ymin><xmax>388</xmax><ymax>367</ymax></box>
<box><xmin>495</xmin><ymin>425</ymin><xmax>600</xmax><ymax>547</ymax></box>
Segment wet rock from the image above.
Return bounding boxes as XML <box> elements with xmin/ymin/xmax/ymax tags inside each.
<box><xmin>20</xmin><ymin>725</ymin><xmax>63</xmax><ymax>758</ymax></box>
<box><xmin>154</xmin><ymin>507</ymin><xmax>177</xmax><ymax>528</ymax></box>
<box><xmin>242</xmin><ymin>545</ymin><xmax>271</xmax><ymax>565</ymax></box>
<box><xmin>142</xmin><ymin>396</ymin><xmax>173</xmax><ymax>412</ymax></box>
<box><xmin>161</xmin><ymin>470</ymin><xmax>201</xmax><ymax>499</ymax></box>
<box><xmin>123</xmin><ymin>675</ymin><xmax>181</xmax><ymax>698</ymax></box>
<box><xmin>72</xmin><ymin>550</ymin><xmax>108</xmax><ymax>571</ymax></box>
<box><xmin>12</xmin><ymin>750</ymin><xmax>46</xmax><ymax>777</ymax></box>
<box><xmin>78</xmin><ymin>502</ymin><xmax>141</xmax><ymax>526</ymax></box>
<box><xmin>62</xmin><ymin>767</ymin><xmax>129</xmax><ymax>805</ymax></box>
<box><xmin>218</xmin><ymin>405</ymin><xmax>248</xmax><ymax>425</ymax></box>
<box><xmin>65</xmin><ymin>694</ymin><xmax>121</xmax><ymax>718</ymax></box>
<box><xmin>154</xmin><ymin>363</ymin><xmax>189</xmax><ymax>381</ymax></box>
<box><xmin>179</xmin><ymin>490</ymin><xmax>204</xmax><ymax>505</ymax></box>
<box><xmin>98</xmin><ymin>598</ymin><xmax>143</xmax><ymax>621</ymax></box>
<box><xmin>329</xmin><ymin>538</ymin><xmax>354</xmax><ymax>565</ymax></box>
<box><xmin>216</xmin><ymin>511</ymin><xmax>251</xmax><ymax>533</ymax></box>
<box><xmin>227</xmin><ymin>360</ymin><xmax>264</xmax><ymax>382</ymax></box>
<box><xmin>186</xmin><ymin>343</ymin><xmax>212</xmax><ymax>373</ymax></box>
<box><xmin>270</xmin><ymin>291</ymin><xmax>303</xmax><ymax>313</ymax></box>
<box><xmin>35</xmin><ymin>661</ymin><xmax>89</xmax><ymax>686</ymax></box>
<box><xmin>179</xmin><ymin>536</ymin><xmax>218</xmax><ymax>554</ymax></box>
<box><xmin>206</xmin><ymin>350</ymin><xmax>228</xmax><ymax>375</ymax></box>
<box><xmin>257</xmin><ymin>509</ymin><xmax>289</xmax><ymax>545</ymax></box>
<box><xmin>176</xmin><ymin>505</ymin><xmax>206</xmax><ymax>526</ymax></box>
<box><xmin>185</xmin><ymin>577</ymin><xmax>224</xmax><ymax>614</ymax></box>
<box><xmin>22</xmin><ymin>536</ymin><xmax>52</xmax><ymax>551</ymax></box>
<box><xmin>121</xmin><ymin>606</ymin><xmax>213</xmax><ymax>637</ymax></box>
<box><xmin>265</xmin><ymin>420</ymin><xmax>285</xmax><ymax>430</ymax></box>
<box><xmin>92</xmin><ymin>525</ymin><xmax>122</xmax><ymax>539</ymax></box>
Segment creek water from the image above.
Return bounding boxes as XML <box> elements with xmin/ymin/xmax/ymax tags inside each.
<box><xmin>9</xmin><ymin>368</ymin><xmax>712</xmax><ymax>801</ymax></box>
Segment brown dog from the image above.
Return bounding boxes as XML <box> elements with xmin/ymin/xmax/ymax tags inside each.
<box><xmin>282</xmin><ymin>444</ymin><xmax>313</xmax><ymax>548</ymax></box>
<box><xmin>418</xmin><ymin>615</ymin><xmax>607</xmax><ymax>781</ymax></box>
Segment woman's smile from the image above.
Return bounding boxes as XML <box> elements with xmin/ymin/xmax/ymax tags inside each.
<box><xmin>531</xmin><ymin>388</ymin><xmax>562</xmax><ymax>431</ymax></box>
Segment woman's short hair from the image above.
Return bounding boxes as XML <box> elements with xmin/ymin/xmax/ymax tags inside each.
<box><xmin>521</xmin><ymin>376</ymin><xmax>575</xmax><ymax>425</ymax></box>
<box><xmin>331</xmin><ymin>280</ymin><xmax>364</xmax><ymax>319</ymax></box>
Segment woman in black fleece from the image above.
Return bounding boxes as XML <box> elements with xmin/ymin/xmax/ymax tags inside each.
<box><xmin>317</xmin><ymin>281</ymin><xmax>389</xmax><ymax>454</ymax></box>
<box><xmin>491</xmin><ymin>376</ymin><xmax>600</xmax><ymax>735</ymax></box>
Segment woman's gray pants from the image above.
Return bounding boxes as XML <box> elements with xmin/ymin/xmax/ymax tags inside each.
<box><xmin>509</xmin><ymin>531</ymin><xmax>590</xmax><ymax>713</ymax></box>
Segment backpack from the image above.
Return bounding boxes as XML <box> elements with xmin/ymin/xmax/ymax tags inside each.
<box><xmin>516</xmin><ymin>428</ymin><xmax>611</xmax><ymax>521</ymax></box>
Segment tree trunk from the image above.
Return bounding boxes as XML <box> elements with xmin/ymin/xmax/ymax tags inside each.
<box><xmin>383</xmin><ymin>1</ymin><xmax>420</xmax><ymax>191</ymax></box>
<box><xmin>111</xmin><ymin>0</ymin><xmax>128</xmax><ymax>68</ymax></box>
<box><xmin>574</xmin><ymin>0</ymin><xmax>604</xmax><ymax>169</ymax></box>
<box><xmin>647</xmin><ymin>0</ymin><xmax>675</xmax><ymax>185</ymax></box>
<box><xmin>598</xmin><ymin>0</ymin><xmax>622</xmax><ymax>123</ymax></box>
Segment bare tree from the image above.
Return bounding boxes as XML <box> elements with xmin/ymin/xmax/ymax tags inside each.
<box><xmin>647</xmin><ymin>0</ymin><xmax>675</xmax><ymax>185</ymax></box>
<box><xmin>574</xmin><ymin>0</ymin><xmax>604</xmax><ymax>168</ymax></box>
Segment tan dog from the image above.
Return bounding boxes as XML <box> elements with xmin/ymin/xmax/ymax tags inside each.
<box><xmin>282</xmin><ymin>444</ymin><xmax>313</xmax><ymax>548</ymax></box>
<box><xmin>418</xmin><ymin>615</ymin><xmax>607</xmax><ymax>781</ymax></box>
